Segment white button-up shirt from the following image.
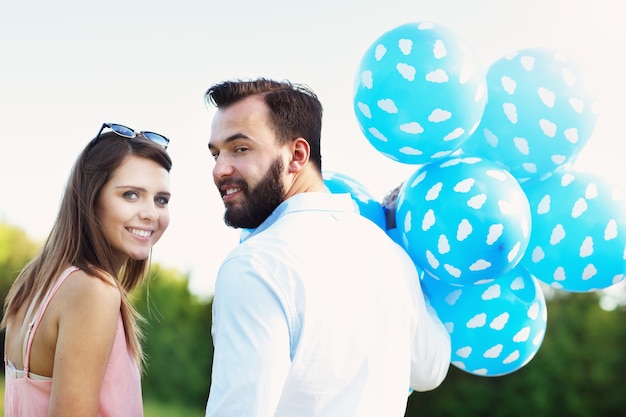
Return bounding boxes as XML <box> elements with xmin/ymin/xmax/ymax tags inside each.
<box><xmin>206</xmin><ymin>192</ymin><xmax>450</xmax><ymax>417</ymax></box>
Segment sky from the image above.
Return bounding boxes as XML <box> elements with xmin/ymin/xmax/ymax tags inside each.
<box><xmin>1</xmin><ymin>0</ymin><xmax>624</xmax><ymax>298</ymax></box>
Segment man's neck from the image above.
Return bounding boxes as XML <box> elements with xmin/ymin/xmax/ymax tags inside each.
<box><xmin>284</xmin><ymin>167</ymin><xmax>326</xmax><ymax>200</ymax></box>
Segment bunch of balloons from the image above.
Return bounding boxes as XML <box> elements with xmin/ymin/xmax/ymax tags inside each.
<box><xmin>323</xmin><ymin>20</ymin><xmax>625</xmax><ymax>377</ymax></box>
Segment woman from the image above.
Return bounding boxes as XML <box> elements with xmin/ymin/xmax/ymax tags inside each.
<box><xmin>2</xmin><ymin>123</ymin><xmax>172</xmax><ymax>416</ymax></box>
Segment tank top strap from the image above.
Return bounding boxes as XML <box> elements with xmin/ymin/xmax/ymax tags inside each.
<box><xmin>23</xmin><ymin>266</ymin><xmax>80</xmax><ymax>373</ymax></box>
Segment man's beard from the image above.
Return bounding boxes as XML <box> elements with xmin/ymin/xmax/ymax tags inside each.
<box><xmin>223</xmin><ymin>157</ymin><xmax>285</xmax><ymax>229</ymax></box>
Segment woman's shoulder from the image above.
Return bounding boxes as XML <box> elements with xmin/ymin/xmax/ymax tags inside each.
<box><xmin>38</xmin><ymin>267</ymin><xmax>121</xmax><ymax>347</ymax></box>
<box><xmin>55</xmin><ymin>268</ymin><xmax>121</xmax><ymax>312</ymax></box>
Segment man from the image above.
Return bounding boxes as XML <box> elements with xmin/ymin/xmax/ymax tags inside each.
<box><xmin>204</xmin><ymin>77</ymin><xmax>451</xmax><ymax>417</ymax></box>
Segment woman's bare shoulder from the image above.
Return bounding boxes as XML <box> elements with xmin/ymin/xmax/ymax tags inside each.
<box><xmin>54</xmin><ymin>269</ymin><xmax>121</xmax><ymax>314</ymax></box>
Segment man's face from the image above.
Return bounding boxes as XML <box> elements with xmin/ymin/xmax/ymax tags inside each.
<box><xmin>208</xmin><ymin>95</ymin><xmax>288</xmax><ymax>229</ymax></box>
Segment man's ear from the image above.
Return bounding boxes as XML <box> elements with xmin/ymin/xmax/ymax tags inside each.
<box><xmin>288</xmin><ymin>137</ymin><xmax>310</xmax><ymax>173</ymax></box>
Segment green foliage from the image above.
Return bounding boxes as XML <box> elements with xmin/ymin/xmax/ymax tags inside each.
<box><xmin>134</xmin><ymin>265</ymin><xmax>213</xmax><ymax>409</ymax></box>
<box><xmin>0</xmin><ymin>222</ymin><xmax>41</xmax><ymax>357</ymax></box>
<box><xmin>0</xmin><ymin>221</ymin><xmax>40</xmax><ymax>307</ymax></box>
<box><xmin>0</xmin><ymin>377</ymin><xmax>4</xmax><ymax>415</ymax></box>
<box><xmin>143</xmin><ymin>396</ymin><xmax>204</xmax><ymax>417</ymax></box>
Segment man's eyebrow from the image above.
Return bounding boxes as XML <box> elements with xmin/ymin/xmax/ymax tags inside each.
<box><xmin>209</xmin><ymin>133</ymin><xmax>252</xmax><ymax>150</ymax></box>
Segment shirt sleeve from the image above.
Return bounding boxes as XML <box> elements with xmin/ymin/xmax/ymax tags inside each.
<box><xmin>409</xmin><ymin>299</ymin><xmax>452</xmax><ymax>391</ymax></box>
<box><xmin>401</xmin><ymin>253</ymin><xmax>452</xmax><ymax>392</ymax></box>
<box><xmin>206</xmin><ymin>254</ymin><xmax>292</xmax><ymax>417</ymax></box>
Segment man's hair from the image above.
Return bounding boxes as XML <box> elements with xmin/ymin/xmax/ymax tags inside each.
<box><xmin>205</xmin><ymin>78</ymin><xmax>323</xmax><ymax>172</ymax></box>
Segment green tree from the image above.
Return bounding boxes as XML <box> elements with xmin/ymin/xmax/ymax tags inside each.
<box><xmin>0</xmin><ymin>221</ymin><xmax>40</xmax><ymax>307</ymax></box>
<box><xmin>134</xmin><ymin>266</ymin><xmax>213</xmax><ymax>409</ymax></box>
<box><xmin>0</xmin><ymin>222</ymin><xmax>41</xmax><ymax>352</ymax></box>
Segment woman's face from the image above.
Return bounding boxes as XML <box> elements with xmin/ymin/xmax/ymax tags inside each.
<box><xmin>96</xmin><ymin>155</ymin><xmax>171</xmax><ymax>269</ymax></box>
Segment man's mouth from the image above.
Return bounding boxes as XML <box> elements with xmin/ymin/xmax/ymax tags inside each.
<box><xmin>219</xmin><ymin>180</ymin><xmax>246</xmax><ymax>200</ymax></box>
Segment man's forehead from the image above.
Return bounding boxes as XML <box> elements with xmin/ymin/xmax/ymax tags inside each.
<box><xmin>209</xmin><ymin>98</ymin><xmax>273</xmax><ymax>146</ymax></box>
<box><xmin>214</xmin><ymin>96</ymin><xmax>268</xmax><ymax>125</ymax></box>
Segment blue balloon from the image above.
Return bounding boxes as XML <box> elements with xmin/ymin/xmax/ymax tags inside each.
<box><xmin>396</xmin><ymin>156</ymin><xmax>532</xmax><ymax>285</ymax></box>
<box><xmin>521</xmin><ymin>169</ymin><xmax>626</xmax><ymax>292</ymax></box>
<box><xmin>353</xmin><ymin>21</ymin><xmax>487</xmax><ymax>164</ymax></box>
<box><xmin>461</xmin><ymin>47</ymin><xmax>600</xmax><ymax>181</ymax></box>
<box><xmin>421</xmin><ymin>265</ymin><xmax>547</xmax><ymax>376</ymax></box>
<box><xmin>323</xmin><ymin>171</ymin><xmax>386</xmax><ymax>230</ymax></box>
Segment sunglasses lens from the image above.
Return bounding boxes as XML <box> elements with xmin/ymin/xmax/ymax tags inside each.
<box><xmin>97</xmin><ymin>123</ymin><xmax>169</xmax><ymax>150</ymax></box>
<box><xmin>143</xmin><ymin>132</ymin><xmax>170</xmax><ymax>148</ymax></box>
<box><xmin>109</xmin><ymin>124</ymin><xmax>135</xmax><ymax>138</ymax></box>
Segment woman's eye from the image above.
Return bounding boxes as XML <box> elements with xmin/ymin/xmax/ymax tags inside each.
<box><xmin>156</xmin><ymin>196</ymin><xmax>170</xmax><ymax>206</ymax></box>
<box><xmin>123</xmin><ymin>191</ymin><xmax>139</xmax><ymax>201</ymax></box>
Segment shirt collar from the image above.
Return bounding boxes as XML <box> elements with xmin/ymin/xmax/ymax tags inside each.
<box><xmin>242</xmin><ymin>192</ymin><xmax>356</xmax><ymax>241</ymax></box>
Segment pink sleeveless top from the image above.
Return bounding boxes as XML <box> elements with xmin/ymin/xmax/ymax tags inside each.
<box><xmin>4</xmin><ymin>266</ymin><xmax>143</xmax><ymax>416</ymax></box>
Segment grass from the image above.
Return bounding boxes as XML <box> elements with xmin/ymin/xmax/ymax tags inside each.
<box><xmin>0</xmin><ymin>378</ymin><xmax>203</xmax><ymax>417</ymax></box>
<box><xmin>144</xmin><ymin>397</ymin><xmax>204</xmax><ymax>417</ymax></box>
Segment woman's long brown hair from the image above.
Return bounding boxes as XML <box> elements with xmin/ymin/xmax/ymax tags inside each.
<box><xmin>2</xmin><ymin>131</ymin><xmax>172</xmax><ymax>371</ymax></box>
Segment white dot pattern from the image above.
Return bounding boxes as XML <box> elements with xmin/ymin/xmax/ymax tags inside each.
<box><xmin>397</xmin><ymin>156</ymin><xmax>531</xmax><ymax>285</ymax></box>
<box><xmin>353</xmin><ymin>22</ymin><xmax>487</xmax><ymax>164</ymax></box>
<box><xmin>422</xmin><ymin>266</ymin><xmax>547</xmax><ymax>376</ymax></box>
<box><xmin>460</xmin><ymin>47</ymin><xmax>599</xmax><ymax>181</ymax></box>
<box><xmin>521</xmin><ymin>170</ymin><xmax>626</xmax><ymax>291</ymax></box>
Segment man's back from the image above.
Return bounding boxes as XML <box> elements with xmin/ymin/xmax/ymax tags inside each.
<box><xmin>266</xmin><ymin>195</ymin><xmax>420</xmax><ymax>416</ymax></box>
<box><xmin>207</xmin><ymin>193</ymin><xmax>450</xmax><ymax>417</ymax></box>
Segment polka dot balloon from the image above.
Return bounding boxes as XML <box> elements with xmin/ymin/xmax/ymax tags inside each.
<box><xmin>323</xmin><ymin>170</ymin><xmax>386</xmax><ymax>230</ymax></box>
<box><xmin>396</xmin><ymin>156</ymin><xmax>532</xmax><ymax>285</ymax></box>
<box><xmin>461</xmin><ymin>47</ymin><xmax>600</xmax><ymax>181</ymax></box>
<box><xmin>421</xmin><ymin>265</ymin><xmax>547</xmax><ymax>376</ymax></box>
<box><xmin>353</xmin><ymin>21</ymin><xmax>487</xmax><ymax>165</ymax></box>
<box><xmin>521</xmin><ymin>169</ymin><xmax>626</xmax><ymax>292</ymax></box>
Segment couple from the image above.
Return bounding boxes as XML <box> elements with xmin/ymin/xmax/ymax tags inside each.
<box><xmin>2</xmin><ymin>78</ymin><xmax>451</xmax><ymax>417</ymax></box>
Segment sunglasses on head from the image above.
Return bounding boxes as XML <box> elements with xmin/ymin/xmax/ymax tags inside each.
<box><xmin>95</xmin><ymin>122</ymin><xmax>170</xmax><ymax>149</ymax></box>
